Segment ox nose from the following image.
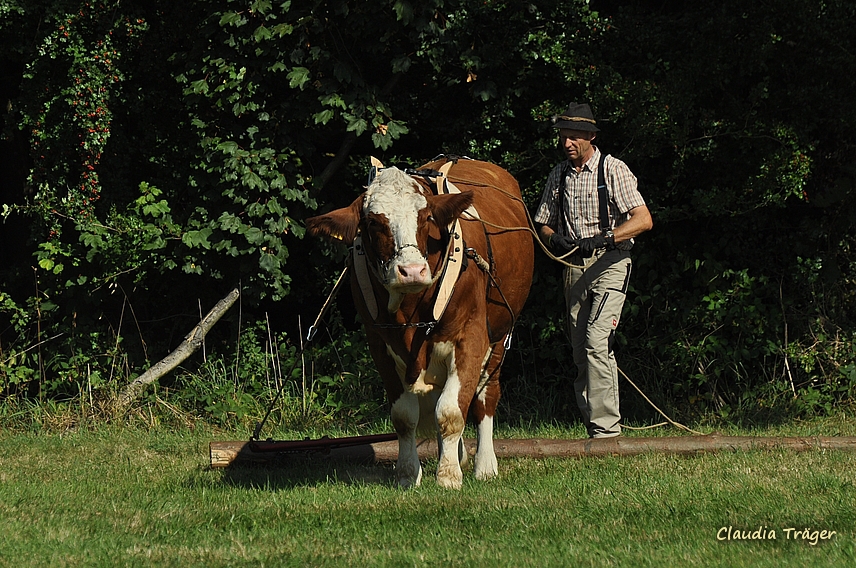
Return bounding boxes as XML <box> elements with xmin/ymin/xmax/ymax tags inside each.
<box><xmin>397</xmin><ymin>263</ymin><xmax>428</xmax><ymax>283</ymax></box>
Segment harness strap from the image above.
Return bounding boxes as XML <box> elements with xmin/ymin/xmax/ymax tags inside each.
<box><xmin>432</xmin><ymin>160</ymin><xmax>466</xmax><ymax>322</ymax></box>
<box><xmin>437</xmin><ymin>161</ymin><xmax>504</xmax><ymax>341</ymax></box>
<box><xmin>353</xmin><ymin>236</ymin><xmax>379</xmax><ymax>320</ymax></box>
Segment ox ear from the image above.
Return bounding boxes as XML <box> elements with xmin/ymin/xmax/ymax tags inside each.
<box><xmin>305</xmin><ymin>194</ymin><xmax>364</xmax><ymax>245</ymax></box>
<box><xmin>427</xmin><ymin>191</ymin><xmax>474</xmax><ymax>228</ymax></box>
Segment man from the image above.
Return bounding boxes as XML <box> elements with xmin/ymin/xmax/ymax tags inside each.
<box><xmin>534</xmin><ymin>102</ymin><xmax>653</xmax><ymax>438</ymax></box>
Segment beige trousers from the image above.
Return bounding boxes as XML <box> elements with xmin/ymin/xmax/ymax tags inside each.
<box><xmin>564</xmin><ymin>249</ymin><xmax>632</xmax><ymax>438</ymax></box>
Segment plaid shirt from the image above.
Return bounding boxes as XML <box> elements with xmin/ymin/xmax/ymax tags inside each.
<box><xmin>534</xmin><ymin>147</ymin><xmax>645</xmax><ymax>240</ymax></box>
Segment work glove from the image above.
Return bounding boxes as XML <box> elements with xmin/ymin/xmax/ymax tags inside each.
<box><xmin>548</xmin><ymin>234</ymin><xmax>576</xmax><ymax>256</ymax></box>
<box><xmin>577</xmin><ymin>233</ymin><xmax>615</xmax><ymax>255</ymax></box>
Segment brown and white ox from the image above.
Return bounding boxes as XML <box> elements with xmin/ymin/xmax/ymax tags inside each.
<box><xmin>306</xmin><ymin>157</ymin><xmax>533</xmax><ymax>489</ymax></box>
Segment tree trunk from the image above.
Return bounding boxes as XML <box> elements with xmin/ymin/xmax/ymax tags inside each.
<box><xmin>115</xmin><ymin>287</ymin><xmax>240</xmax><ymax>411</ymax></box>
<box><xmin>310</xmin><ymin>75</ymin><xmax>400</xmax><ymax>196</ymax></box>
<box><xmin>209</xmin><ymin>434</ymin><xmax>856</xmax><ymax>468</ymax></box>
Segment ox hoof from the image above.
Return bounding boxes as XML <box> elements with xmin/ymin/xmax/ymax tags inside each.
<box><xmin>396</xmin><ymin>465</ymin><xmax>423</xmax><ymax>489</ymax></box>
<box><xmin>474</xmin><ymin>465</ymin><xmax>498</xmax><ymax>481</ymax></box>
<box><xmin>474</xmin><ymin>455</ymin><xmax>499</xmax><ymax>481</ymax></box>
<box><xmin>436</xmin><ymin>465</ymin><xmax>463</xmax><ymax>490</ymax></box>
<box><xmin>397</xmin><ymin>477</ymin><xmax>421</xmax><ymax>489</ymax></box>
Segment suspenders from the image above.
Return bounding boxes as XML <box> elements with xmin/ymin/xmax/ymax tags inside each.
<box><xmin>559</xmin><ymin>152</ymin><xmax>611</xmax><ymax>238</ymax></box>
<box><xmin>596</xmin><ymin>152</ymin><xmax>610</xmax><ymax>234</ymax></box>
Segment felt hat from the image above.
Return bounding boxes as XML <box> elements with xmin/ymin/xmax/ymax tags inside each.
<box><xmin>552</xmin><ymin>102</ymin><xmax>600</xmax><ymax>132</ymax></box>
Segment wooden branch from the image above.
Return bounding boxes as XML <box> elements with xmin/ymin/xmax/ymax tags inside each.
<box><xmin>115</xmin><ymin>287</ymin><xmax>240</xmax><ymax>410</ymax></box>
<box><xmin>209</xmin><ymin>435</ymin><xmax>856</xmax><ymax>468</ymax></box>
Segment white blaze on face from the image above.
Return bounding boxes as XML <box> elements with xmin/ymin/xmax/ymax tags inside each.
<box><xmin>364</xmin><ymin>168</ymin><xmax>433</xmax><ymax>301</ymax></box>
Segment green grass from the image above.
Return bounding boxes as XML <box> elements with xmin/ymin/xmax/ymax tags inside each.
<box><xmin>0</xmin><ymin>416</ymin><xmax>855</xmax><ymax>567</ymax></box>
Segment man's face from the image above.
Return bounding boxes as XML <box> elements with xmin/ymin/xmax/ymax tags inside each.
<box><xmin>558</xmin><ymin>129</ymin><xmax>596</xmax><ymax>162</ymax></box>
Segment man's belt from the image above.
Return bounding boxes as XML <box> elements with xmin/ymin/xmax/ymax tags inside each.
<box><xmin>572</xmin><ymin>242</ymin><xmax>632</xmax><ymax>259</ymax></box>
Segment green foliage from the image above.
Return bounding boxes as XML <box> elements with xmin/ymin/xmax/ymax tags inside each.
<box><xmin>2</xmin><ymin>0</ymin><xmax>856</xmax><ymax>425</ymax></box>
<box><xmin>0</xmin><ymin>311</ymin><xmax>384</xmax><ymax>430</ymax></box>
<box><xmin>148</xmin><ymin>317</ymin><xmax>384</xmax><ymax>430</ymax></box>
<box><xmin>15</xmin><ymin>2</ymin><xmax>144</xmax><ymax>225</ymax></box>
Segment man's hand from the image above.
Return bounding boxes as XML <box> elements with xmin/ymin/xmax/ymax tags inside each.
<box><xmin>577</xmin><ymin>233</ymin><xmax>614</xmax><ymax>254</ymax></box>
<box><xmin>549</xmin><ymin>234</ymin><xmax>576</xmax><ymax>255</ymax></box>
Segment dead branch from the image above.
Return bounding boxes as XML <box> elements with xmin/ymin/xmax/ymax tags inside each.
<box><xmin>115</xmin><ymin>287</ymin><xmax>240</xmax><ymax>411</ymax></box>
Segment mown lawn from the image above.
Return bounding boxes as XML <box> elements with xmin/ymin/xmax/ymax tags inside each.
<box><xmin>0</xmin><ymin>415</ymin><xmax>854</xmax><ymax>567</ymax></box>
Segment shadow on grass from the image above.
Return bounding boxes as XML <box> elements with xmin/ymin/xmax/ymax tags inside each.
<box><xmin>216</xmin><ymin>454</ymin><xmax>398</xmax><ymax>489</ymax></box>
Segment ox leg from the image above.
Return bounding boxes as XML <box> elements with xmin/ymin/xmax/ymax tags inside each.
<box><xmin>473</xmin><ymin>392</ymin><xmax>499</xmax><ymax>480</ymax></box>
<box><xmin>435</xmin><ymin>427</ymin><xmax>468</xmax><ymax>469</ymax></box>
<box><xmin>435</xmin><ymin>377</ymin><xmax>465</xmax><ymax>489</ymax></box>
<box><xmin>368</xmin><ymin>335</ymin><xmax>423</xmax><ymax>489</ymax></box>
<box><xmin>391</xmin><ymin>392</ymin><xmax>422</xmax><ymax>488</ymax></box>
<box><xmin>434</xmin><ymin>336</ymin><xmax>490</xmax><ymax>490</ymax></box>
<box><xmin>458</xmin><ymin>436</ymin><xmax>469</xmax><ymax>468</ymax></box>
<box><xmin>471</xmin><ymin>341</ymin><xmax>505</xmax><ymax>481</ymax></box>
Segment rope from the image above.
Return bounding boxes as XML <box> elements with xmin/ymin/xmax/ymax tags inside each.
<box><xmin>618</xmin><ymin>367</ymin><xmax>705</xmax><ymax>435</ymax></box>
<box><xmin>449</xmin><ymin>171</ymin><xmax>703</xmax><ymax>436</ymax></box>
<box><xmin>307</xmin><ymin>265</ymin><xmax>350</xmax><ymax>341</ymax></box>
<box><xmin>252</xmin><ymin>345</ymin><xmax>305</xmax><ymax>441</ymax></box>
<box><xmin>253</xmin><ymin>265</ymin><xmax>349</xmax><ymax>441</ymax></box>
<box><xmin>448</xmin><ymin>174</ymin><xmax>586</xmax><ymax>269</ymax></box>
<box><xmin>621</xmin><ymin>422</ymin><xmax>669</xmax><ymax>431</ymax></box>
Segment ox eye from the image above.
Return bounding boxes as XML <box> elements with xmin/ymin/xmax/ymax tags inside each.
<box><xmin>426</xmin><ymin>216</ymin><xmax>442</xmax><ymax>241</ymax></box>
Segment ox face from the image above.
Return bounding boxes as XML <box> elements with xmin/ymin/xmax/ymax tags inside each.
<box><xmin>305</xmin><ymin>166</ymin><xmax>474</xmax><ymax>314</ymax></box>
<box><xmin>362</xmin><ymin>168</ymin><xmax>433</xmax><ymax>294</ymax></box>
<box><xmin>360</xmin><ymin>168</ymin><xmax>473</xmax><ymax>314</ymax></box>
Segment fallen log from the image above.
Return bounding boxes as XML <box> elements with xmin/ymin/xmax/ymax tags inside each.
<box><xmin>209</xmin><ymin>435</ymin><xmax>856</xmax><ymax>468</ymax></box>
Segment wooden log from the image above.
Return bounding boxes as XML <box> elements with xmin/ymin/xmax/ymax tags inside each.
<box><xmin>209</xmin><ymin>435</ymin><xmax>856</xmax><ymax>468</ymax></box>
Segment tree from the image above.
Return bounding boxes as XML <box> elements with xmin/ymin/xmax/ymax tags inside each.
<box><xmin>0</xmin><ymin>0</ymin><xmax>602</xmax><ymax>405</ymax></box>
<box><xmin>2</xmin><ymin>0</ymin><xmax>856</xmax><ymax>420</ymax></box>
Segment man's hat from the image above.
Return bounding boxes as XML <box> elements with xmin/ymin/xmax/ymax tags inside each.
<box><xmin>552</xmin><ymin>102</ymin><xmax>600</xmax><ymax>132</ymax></box>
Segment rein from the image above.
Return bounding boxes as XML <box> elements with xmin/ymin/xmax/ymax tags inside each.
<box><xmin>448</xmin><ymin>171</ymin><xmax>699</xmax><ymax>434</ymax></box>
<box><xmin>446</xmin><ymin>174</ymin><xmax>585</xmax><ymax>269</ymax></box>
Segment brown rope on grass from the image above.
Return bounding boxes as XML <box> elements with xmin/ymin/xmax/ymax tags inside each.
<box><xmin>619</xmin><ymin>368</ymin><xmax>705</xmax><ymax>435</ymax></box>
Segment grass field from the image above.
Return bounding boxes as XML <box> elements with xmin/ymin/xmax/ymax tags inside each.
<box><xmin>1</xmin><ymin>415</ymin><xmax>855</xmax><ymax>567</ymax></box>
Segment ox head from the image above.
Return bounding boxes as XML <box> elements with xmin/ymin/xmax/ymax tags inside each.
<box><xmin>306</xmin><ymin>167</ymin><xmax>474</xmax><ymax>312</ymax></box>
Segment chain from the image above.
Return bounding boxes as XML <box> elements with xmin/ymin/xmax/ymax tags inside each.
<box><xmin>373</xmin><ymin>321</ymin><xmax>436</xmax><ymax>332</ymax></box>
